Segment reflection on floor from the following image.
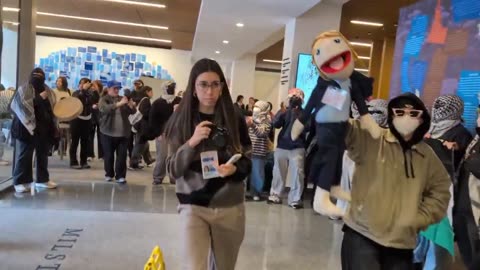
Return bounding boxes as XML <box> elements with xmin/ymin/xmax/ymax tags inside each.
<box><xmin>0</xmin><ymin>157</ymin><xmax>341</xmax><ymax>269</ymax></box>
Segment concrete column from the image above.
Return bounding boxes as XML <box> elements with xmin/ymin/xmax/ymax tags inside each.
<box><xmin>369</xmin><ymin>39</ymin><xmax>384</xmax><ymax>97</ymax></box>
<box><xmin>229</xmin><ymin>54</ymin><xmax>256</xmax><ymax>100</ymax></box>
<box><xmin>278</xmin><ymin>0</ymin><xmax>345</xmax><ymax>106</ymax></box>
<box><xmin>378</xmin><ymin>37</ymin><xmax>396</xmax><ymax>99</ymax></box>
<box><xmin>16</xmin><ymin>0</ymin><xmax>37</xmax><ymax>87</ymax></box>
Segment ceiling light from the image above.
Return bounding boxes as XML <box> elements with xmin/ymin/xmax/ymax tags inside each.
<box><xmin>102</xmin><ymin>0</ymin><xmax>166</xmax><ymax>8</ymax></box>
<box><xmin>223</xmin><ymin>40</ymin><xmax>229</xmax><ymax>44</ymax></box>
<box><xmin>236</xmin><ymin>23</ymin><xmax>244</xmax><ymax>28</ymax></box>
<box><xmin>263</xmin><ymin>59</ymin><xmax>282</xmax><ymax>64</ymax></box>
<box><xmin>36</xmin><ymin>26</ymin><xmax>172</xmax><ymax>43</ymax></box>
<box><xmin>350</xmin><ymin>41</ymin><xmax>373</xmax><ymax>47</ymax></box>
<box><xmin>215</xmin><ymin>51</ymin><xmax>220</xmax><ymax>54</ymax></box>
<box><xmin>3</xmin><ymin>21</ymin><xmax>19</xmax><ymax>26</ymax></box>
<box><xmin>350</xmin><ymin>20</ymin><xmax>383</xmax><ymax>27</ymax></box>
<box><xmin>2</xmin><ymin>7</ymin><xmax>20</xmax><ymax>12</ymax></box>
<box><xmin>354</xmin><ymin>68</ymin><xmax>369</xmax><ymax>72</ymax></box>
<box><xmin>37</xmin><ymin>12</ymin><xmax>168</xmax><ymax>30</ymax></box>
<box><xmin>358</xmin><ymin>56</ymin><xmax>371</xmax><ymax>60</ymax></box>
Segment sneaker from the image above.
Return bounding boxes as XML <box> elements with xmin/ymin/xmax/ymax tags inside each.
<box><xmin>35</xmin><ymin>181</ymin><xmax>58</xmax><ymax>189</ymax></box>
<box><xmin>267</xmin><ymin>195</ymin><xmax>282</xmax><ymax>204</ymax></box>
<box><xmin>152</xmin><ymin>180</ymin><xmax>163</xmax><ymax>185</ymax></box>
<box><xmin>116</xmin><ymin>178</ymin><xmax>127</xmax><ymax>184</ymax></box>
<box><xmin>128</xmin><ymin>165</ymin><xmax>144</xmax><ymax>170</ymax></box>
<box><xmin>87</xmin><ymin>157</ymin><xmax>93</xmax><ymax>162</ymax></box>
<box><xmin>70</xmin><ymin>164</ymin><xmax>81</xmax><ymax>169</ymax></box>
<box><xmin>14</xmin><ymin>184</ymin><xmax>30</xmax><ymax>193</ymax></box>
<box><xmin>289</xmin><ymin>202</ymin><xmax>304</xmax><ymax>209</ymax></box>
<box><xmin>253</xmin><ymin>196</ymin><xmax>261</xmax><ymax>201</ymax></box>
<box><xmin>105</xmin><ymin>177</ymin><xmax>114</xmax><ymax>182</ymax></box>
<box><xmin>81</xmin><ymin>164</ymin><xmax>91</xmax><ymax>169</ymax></box>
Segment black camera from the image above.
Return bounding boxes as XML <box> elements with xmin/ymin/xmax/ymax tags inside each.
<box><xmin>208</xmin><ymin>124</ymin><xmax>228</xmax><ymax>148</ymax></box>
<box><xmin>289</xmin><ymin>95</ymin><xmax>303</xmax><ymax>108</ymax></box>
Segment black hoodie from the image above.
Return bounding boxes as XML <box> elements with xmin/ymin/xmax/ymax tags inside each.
<box><xmin>387</xmin><ymin>93</ymin><xmax>431</xmax><ymax>178</ymax></box>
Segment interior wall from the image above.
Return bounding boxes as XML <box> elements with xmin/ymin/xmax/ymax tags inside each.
<box><xmin>378</xmin><ymin>37</ymin><xmax>395</xmax><ymax>100</ymax></box>
<box><xmin>254</xmin><ymin>70</ymin><xmax>281</xmax><ymax>111</ymax></box>
<box><xmin>369</xmin><ymin>39</ymin><xmax>384</xmax><ymax>98</ymax></box>
<box><xmin>35</xmin><ymin>36</ymin><xmax>193</xmax><ymax>92</ymax></box>
<box><xmin>1</xmin><ymin>27</ymin><xmax>18</xmax><ymax>89</ymax></box>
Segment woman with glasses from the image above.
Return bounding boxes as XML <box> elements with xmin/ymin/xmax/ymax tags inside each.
<box><xmin>163</xmin><ymin>58</ymin><xmax>251</xmax><ymax>270</ymax></box>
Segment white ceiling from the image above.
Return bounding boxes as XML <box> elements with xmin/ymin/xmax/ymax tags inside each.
<box><xmin>191</xmin><ymin>0</ymin><xmax>323</xmax><ymax>62</ymax></box>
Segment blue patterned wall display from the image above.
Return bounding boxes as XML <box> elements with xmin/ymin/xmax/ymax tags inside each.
<box><xmin>36</xmin><ymin>46</ymin><xmax>174</xmax><ymax>90</ymax></box>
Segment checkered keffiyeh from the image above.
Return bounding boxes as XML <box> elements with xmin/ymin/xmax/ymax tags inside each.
<box><xmin>431</xmin><ymin>95</ymin><xmax>464</xmax><ymax>123</ymax></box>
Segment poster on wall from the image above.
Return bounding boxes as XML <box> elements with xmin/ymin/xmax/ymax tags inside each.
<box><xmin>390</xmin><ymin>0</ymin><xmax>480</xmax><ymax>130</ymax></box>
<box><xmin>37</xmin><ymin>43</ymin><xmax>174</xmax><ymax>90</ymax></box>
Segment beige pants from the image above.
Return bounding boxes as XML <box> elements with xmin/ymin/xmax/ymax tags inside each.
<box><xmin>178</xmin><ymin>204</ymin><xmax>245</xmax><ymax>270</ymax></box>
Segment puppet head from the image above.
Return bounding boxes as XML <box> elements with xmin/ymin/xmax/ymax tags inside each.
<box><xmin>311</xmin><ymin>30</ymin><xmax>357</xmax><ymax>81</ymax></box>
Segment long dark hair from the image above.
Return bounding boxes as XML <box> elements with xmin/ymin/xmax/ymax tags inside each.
<box><xmin>163</xmin><ymin>58</ymin><xmax>241</xmax><ymax>152</ymax></box>
<box><xmin>57</xmin><ymin>76</ymin><xmax>69</xmax><ymax>91</ymax></box>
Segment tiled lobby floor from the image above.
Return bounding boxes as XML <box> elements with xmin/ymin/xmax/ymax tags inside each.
<box><xmin>0</xmin><ymin>157</ymin><xmax>344</xmax><ymax>270</ymax></box>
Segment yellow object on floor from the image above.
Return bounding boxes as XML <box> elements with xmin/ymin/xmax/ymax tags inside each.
<box><xmin>144</xmin><ymin>246</ymin><xmax>165</xmax><ymax>270</ymax></box>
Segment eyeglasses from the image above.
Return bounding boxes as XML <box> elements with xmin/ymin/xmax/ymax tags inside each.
<box><xmin>196</xmin><ymin>81</ymin><xmax>224</xmax><ymax>92</ymax></box>
<box><xmin>392</xmin><ymin>108</ymin><xmax>423</xmax><ymax>118</ymax></box>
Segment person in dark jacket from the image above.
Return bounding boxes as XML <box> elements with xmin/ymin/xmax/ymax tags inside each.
<box><xmin>87</xmin><ymin>80</ymin><xmax>102</xmax><ymax>160</ymax></box>
<box><xmin>129</xmin><ymin>86</ymin><xmax>155</xmax><ymax>169</ymax></box>
<box><xmin>70</xmin><ymin>78</ymin><xmax>94</xmax><ymax>169</ymax></box>
<box><xmin>10</xmin><ymin>68</ymin><xmax>58</xmax><ymax>193</ymax></box>
<box><xmin>460</xmin><ymin>114</ymin><xmax>480</xmax><ymax>269</ymax></box>
<box><xmin>414</xmin><ymin>94</ymin><xmax>472</xmax><ymax>269</ymax></box>
<box><xmin>99</xmin><ymin>80</ymin><xmax>136</xmax><ymax>184</ymax></box>
<box><xmin>149</xmin><ymin>81</ymin><xmax>181</xmax><ymax>184</ymax></box>
<box><xmin>267</xmin><ymin>89</ymin><xmax>306</xmax><ymax>209</ymax></box>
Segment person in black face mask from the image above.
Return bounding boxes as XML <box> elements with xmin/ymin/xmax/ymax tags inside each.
<box><xmin>70</xmin><ymin>78</ymin><xmax>94</xmax><ymax>169</ymax></box>
<box><xmin>147</xmin><ymin>80</ymin><xmax>181</xmax><ymax>184</ymax></box>
<box><xmin>10</xmin><ymin>68</ymin><xmax>58</xmax><ymax>193</ymax></box>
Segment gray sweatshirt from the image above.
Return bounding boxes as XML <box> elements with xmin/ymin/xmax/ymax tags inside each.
<box><xmin>99</xmin><ymin>95</ymin><xmax>136</xmax><ymax>138</ymax></box>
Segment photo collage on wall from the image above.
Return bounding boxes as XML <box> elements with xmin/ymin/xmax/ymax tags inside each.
<box><xmin>37</xmin><ymin>46</ymin><xmax>174</xmax><ymax>91</ymax></box>
<box><xmin>390</xmin><ymin>0</ymin><xmax>480</xmax><ymax>130</ymax></box>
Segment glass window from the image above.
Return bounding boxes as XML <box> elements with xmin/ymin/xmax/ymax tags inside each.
<box><xmin>0</xmin><ymin>0</ymin><xmax>19</xmax><ymax>182</ymax></box>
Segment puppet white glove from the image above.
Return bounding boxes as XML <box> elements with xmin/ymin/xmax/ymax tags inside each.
<box><xmin>291</xmin><ymin>119</ymin><xmax>305</xmax><ymax>141</ymax></box>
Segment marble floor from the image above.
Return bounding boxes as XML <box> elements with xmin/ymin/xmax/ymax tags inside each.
<box><xmin>0</xmin><ymin>157</ymin><xmax>344</xmax><ymax>270</ymax></box>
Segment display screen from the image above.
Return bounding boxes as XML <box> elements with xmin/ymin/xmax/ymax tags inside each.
<box><xmin>295</xmin><ymin>53</ymin><xmax>319</xmax><ymax>107</ymax></box>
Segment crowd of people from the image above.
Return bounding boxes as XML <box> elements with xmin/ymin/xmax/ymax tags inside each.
<box><xmin>3</xmin><ymin>59</ymin><xmax>480</xmax><ymax>269</ymax></box>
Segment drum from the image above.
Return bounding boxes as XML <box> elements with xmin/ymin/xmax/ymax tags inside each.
<box><xmin>53</xmin><ymin>97</ymin><xmax>84</xmax><ymax>122</ymax></box>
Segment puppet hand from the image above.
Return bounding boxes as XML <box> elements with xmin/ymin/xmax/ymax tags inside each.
<box><xmin>291</xmin><ymin>119</ymin><xmax>304</xmax><ymax>141</ymax></box>
<box><xmin>360</xmin><ymin>114</ymin><xmax>382</xmax><ymax>139</ymax></box>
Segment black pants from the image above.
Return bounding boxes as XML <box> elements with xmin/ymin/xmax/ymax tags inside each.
<box><xmin>13</xmin><ymin>137</ymin><xmax>49</xmax><ymax>185</ymax></box>
<box><xmin>314</xmin><ymin>122</ymin><xmax>348</xmax><ymax>190</ymax></box>
<box><xmin>102</xmin><ymin>134</ymin><xmax>128</xmax><ymax>179</ymax></box>
<box><xmin>128</xmin><ymin>132</ymin><xmax>134</xmax><ymax>159</ymax></box>
<box><xmin>88</xmin><ymin>122</ymin><xmax>103</xmax><ymax>159</ymax></box>
<box><xmin>130</xmin><ymin>135</ymin><xmax>153</xmax><ymax>166</ymax></box>
<box><xmin>341</xmin><ymin>226</ymin><xmax>414</xmax><ymax>270</ymax></box>
<box><xmin>70</xmin><ymin>119</ymin><xmax>91</xmax><ymax>165</ymax></box>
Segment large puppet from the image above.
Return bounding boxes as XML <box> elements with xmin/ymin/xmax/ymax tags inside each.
<box><xmin>291</xmin><ymin>30</ymin><xmax>378</xmax><ymax>217</ymax></box>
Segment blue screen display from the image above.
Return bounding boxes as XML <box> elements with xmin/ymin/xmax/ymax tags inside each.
<box><xmin>295</xmin><ymin>53</ymin><xmax>319</xmax><ymax>107</ymax></box>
